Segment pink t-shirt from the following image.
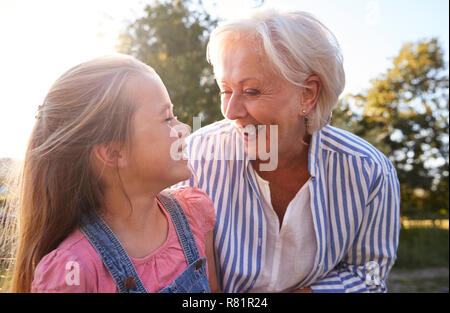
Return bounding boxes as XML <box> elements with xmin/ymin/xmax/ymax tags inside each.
<box><xmin>31</xmin><ymin>187</ymin><xmax>216</xmax><ymax>293</ymax></box>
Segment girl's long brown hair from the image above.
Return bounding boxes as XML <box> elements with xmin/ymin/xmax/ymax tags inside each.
<box><xmin>5</xmin><ymin>54</ymin><xmax>155</xmax><ymax>292</ymax></box>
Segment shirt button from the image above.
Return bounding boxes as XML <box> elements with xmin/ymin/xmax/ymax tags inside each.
<box><xmin>194</xmin><ymin>259</ymin><xmax>204</xmax><ymax>271</ymax></box>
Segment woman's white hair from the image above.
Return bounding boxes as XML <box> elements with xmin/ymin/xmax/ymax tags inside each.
<box><xmin>207</xmin><ymin>8</ymin><xmax>345</xmax><ymax>133</ymax></box>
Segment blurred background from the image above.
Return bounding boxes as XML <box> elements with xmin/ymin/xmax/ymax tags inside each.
<box><xmin>0</xmin><ymin>0</ymin><xmax>448</xmax><ymax>292</ymax></box>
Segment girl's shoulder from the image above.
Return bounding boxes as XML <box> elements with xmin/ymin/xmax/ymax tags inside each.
<box><xmin>31</xmin><ymin>229</ymin><xmax>101</xmax><ymax>292</ymax></box>
<box><xmin>167</xmin><ymin>186</ymin><xmax>216</xmax><ymax>235</ymax></box>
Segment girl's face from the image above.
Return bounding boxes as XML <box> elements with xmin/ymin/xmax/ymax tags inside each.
<box><xmin>124</xmin><ymin>73</ymin><xmax>191</xmax><ymax>189</ymax></box>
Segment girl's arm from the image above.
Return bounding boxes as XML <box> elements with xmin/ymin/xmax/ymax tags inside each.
<box><xmin>205</xmin><ymin>230</ymin><xmax>220</xmax><ymax>293</ymax></box>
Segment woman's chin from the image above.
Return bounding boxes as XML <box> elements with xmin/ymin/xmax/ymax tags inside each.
<box><xmin>243</xmin><ymin>135</ymin><xmax>258</xmax><ymax>160</ymax></box>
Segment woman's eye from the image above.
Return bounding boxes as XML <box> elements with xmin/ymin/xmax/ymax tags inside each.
<box><xmin>244</xmin><ymin>89</ymin><xmax>260</xmax><ymax>96</ymax></box>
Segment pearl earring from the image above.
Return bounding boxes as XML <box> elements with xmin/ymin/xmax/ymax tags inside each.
<box><xmin>302</xmin><ymin>108</ymin><xmax>307</xmax><ymax>115</ymax></box>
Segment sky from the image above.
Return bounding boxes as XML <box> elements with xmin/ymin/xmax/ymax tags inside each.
<box><xmin>0</xmin><ymin>0</ymin><xmax>448</xmax><ymax>159</ymax></box>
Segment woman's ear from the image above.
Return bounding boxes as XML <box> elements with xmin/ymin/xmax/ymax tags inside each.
<box><xmin>299</xmin><ymin>75</ymin><xmax>322</xmax><ymax>116</ymax></box>
<box><xmin>93</xmin><ymin>143</ymin><xmax>128</xmax><ymax>169</ymax></box>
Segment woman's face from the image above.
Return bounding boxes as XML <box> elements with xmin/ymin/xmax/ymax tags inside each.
<box><xmin>124</xmin><ymin>73</ymin><xmax>191</xmax><ymax>189</ymax></box>
<box><xmin>214</xmin><ymin>41</ymin><xmax>307</xmax><ymax>164</ymax></box>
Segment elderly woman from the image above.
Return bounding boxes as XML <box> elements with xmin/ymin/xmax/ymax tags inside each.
<box><xmin>177</xmin><ymin>9</ymin><xmax>400</xmax><ymax>293</ymax></box>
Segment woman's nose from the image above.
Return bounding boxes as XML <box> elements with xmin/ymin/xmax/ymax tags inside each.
<box><xmin>223</xmin><ymin>94</ymin><xmax>247</xmax><ymax>120</ymax></box>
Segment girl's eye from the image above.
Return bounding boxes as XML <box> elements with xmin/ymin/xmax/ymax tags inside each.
<box><xmin>219</xmin><ymin>90</ymin><xmax>231</xmax><ymax>96</ymax></box>
<box><xmin>165</xmin><ymin>116</ymin><xmax>178</xmax><ymax>122</ymax></box>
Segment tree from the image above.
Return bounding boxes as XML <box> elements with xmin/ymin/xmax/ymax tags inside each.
<box><xmin>116</xmin><ymin>0</ymin><xmax>222</xmax><ymax>126</ymax></box>
<box><xmin>333</xmin><ymin>38</ymin><xmax>449</xmax><ymax>217</ymax></box>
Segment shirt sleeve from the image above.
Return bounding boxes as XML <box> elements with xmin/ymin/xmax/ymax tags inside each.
<box><xmin>31</xmin><ymin>247</ymin><xmax>97</xmax><ymax>293</ymax></box>
<box><xmin>170</xmin><ymin>186</ymin><xmax>216</xmax><ymax>235</ymax></box>
<box><xmin>310</xmin><ymin>166</ymin><xmax>401</xmax><ymax>293</ymax></box>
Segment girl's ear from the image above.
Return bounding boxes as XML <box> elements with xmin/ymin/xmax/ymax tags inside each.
<box><xmin>93</xmin><ymin>143</ymin><xmax>128</xmax><ymax>169</ymax></box>
<box><xmin>298</xmin><ymin>75</ymin><xmax>322</xmax><ymax>116</ymax></box>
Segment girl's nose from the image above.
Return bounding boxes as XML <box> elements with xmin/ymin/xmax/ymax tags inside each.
<box><xmin>173</xmin><ymin>121</ymin><xmax>191</xmax><ymax>138</ymax></box>
<box><xmin>181</xmin><ymin>122</ymin><xmax>191</xmax><ymax>137</ymax></box>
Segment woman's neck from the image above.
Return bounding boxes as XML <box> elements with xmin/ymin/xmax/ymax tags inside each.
<box><xmin>252</xmin><ymin>135</ymin><xmax>311</xmax><ymax>187</ymax></box>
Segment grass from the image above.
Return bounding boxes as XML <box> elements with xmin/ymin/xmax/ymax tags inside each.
<box><xmin>394</xmin><ymin>226</ymin><xmax>449</xmax><ymax>269</ymax></box>
<box><xmin>0</xmin><ymin>267</ymin><xmax>12</xmax><ymax>292</ymax></box>
<box><xmin>387</xmin><ymin>267</ymin><xmax>448</xmax><ymax>293</ymax></box>
<box><xmin>387</xmin><ymin>225</ymin><xmax>449</xmax><ymax>293</ymax></box>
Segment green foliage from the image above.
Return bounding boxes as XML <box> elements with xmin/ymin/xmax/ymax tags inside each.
<box><xmin>333</xmin><ymin>38</ymin><xmax>449</xmax><ymax>218</ymax></box>
<box><xmin>116</xmin><ymin>0</ymin><xmax>222</xmax><ymax>126</ymax></box>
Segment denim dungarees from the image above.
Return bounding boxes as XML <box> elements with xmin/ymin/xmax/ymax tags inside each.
<box><xmin>80</xmin><ymin>190</ymin><xmax>211</xmax><ymax>293</ymax></box>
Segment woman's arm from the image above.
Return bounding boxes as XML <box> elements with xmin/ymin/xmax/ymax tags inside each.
<box><xmin>205</xmin><ymin>230</ymin><xmax>220</xmax><ymax>293</ymax></box>
<box><xmin>306</xmin><ymin>167</ymin><xmax>401</xmax><ymax>293</ymax></box>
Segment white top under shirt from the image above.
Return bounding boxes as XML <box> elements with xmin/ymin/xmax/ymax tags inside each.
<box><xmin>249</xmin><ymin>163</ymin><xmax>317</xmax><ymax>293</ymax></box>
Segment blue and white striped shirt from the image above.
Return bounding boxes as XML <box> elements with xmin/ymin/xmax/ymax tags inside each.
<box><xmin>176</xmin><ymin>120</ymin><xmax>400</xmax><ymax>293</ymax></box>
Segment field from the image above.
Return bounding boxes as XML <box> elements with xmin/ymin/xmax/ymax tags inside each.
<box><xmin>386</xmin><ymin>220</ymin><xmax>449</xmax><ymax>293</ymax></box>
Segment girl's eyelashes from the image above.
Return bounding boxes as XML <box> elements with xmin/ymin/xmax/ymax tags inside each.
<box><xmin>165</xmin><ymin>116</ymin><xmax>178</xmax><ymax>122</ymax></box>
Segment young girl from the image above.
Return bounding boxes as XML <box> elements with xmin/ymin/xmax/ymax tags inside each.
<box><xmin>11</xmin><ymin>54</ymin><xmax>219</xmax><ymax>293</ymax></box>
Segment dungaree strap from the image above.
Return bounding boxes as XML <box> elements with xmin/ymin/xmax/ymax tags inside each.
<box><xmin>80</xmin><ymin>190</ymin><xmax>202</xmax><ymax>293</ymax></box>
<box><xmin>80</xmin><ymin>212</ymin><xmax>148</xmax><ymax>293</ymax></box>
<box><xmin>156</xmin><ymin>190</ymin><xmax>201</xmax><ymax>265</ymax></box>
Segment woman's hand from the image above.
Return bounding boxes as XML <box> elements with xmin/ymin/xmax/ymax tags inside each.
<box><xmin>205</xmin><ymin>230</ymin><xmax>220</xmax><ymax>293</ymax></box>
<box><xmin>292</xmin><ymin>287</ymin><xmax>312</xmax><ymax>293</ymax></box>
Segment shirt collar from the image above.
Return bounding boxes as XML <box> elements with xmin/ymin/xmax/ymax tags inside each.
<box><xmin>308</xmin><ymin>128</ymin><xmax>322</xmax><ymax>178</ymax></box>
